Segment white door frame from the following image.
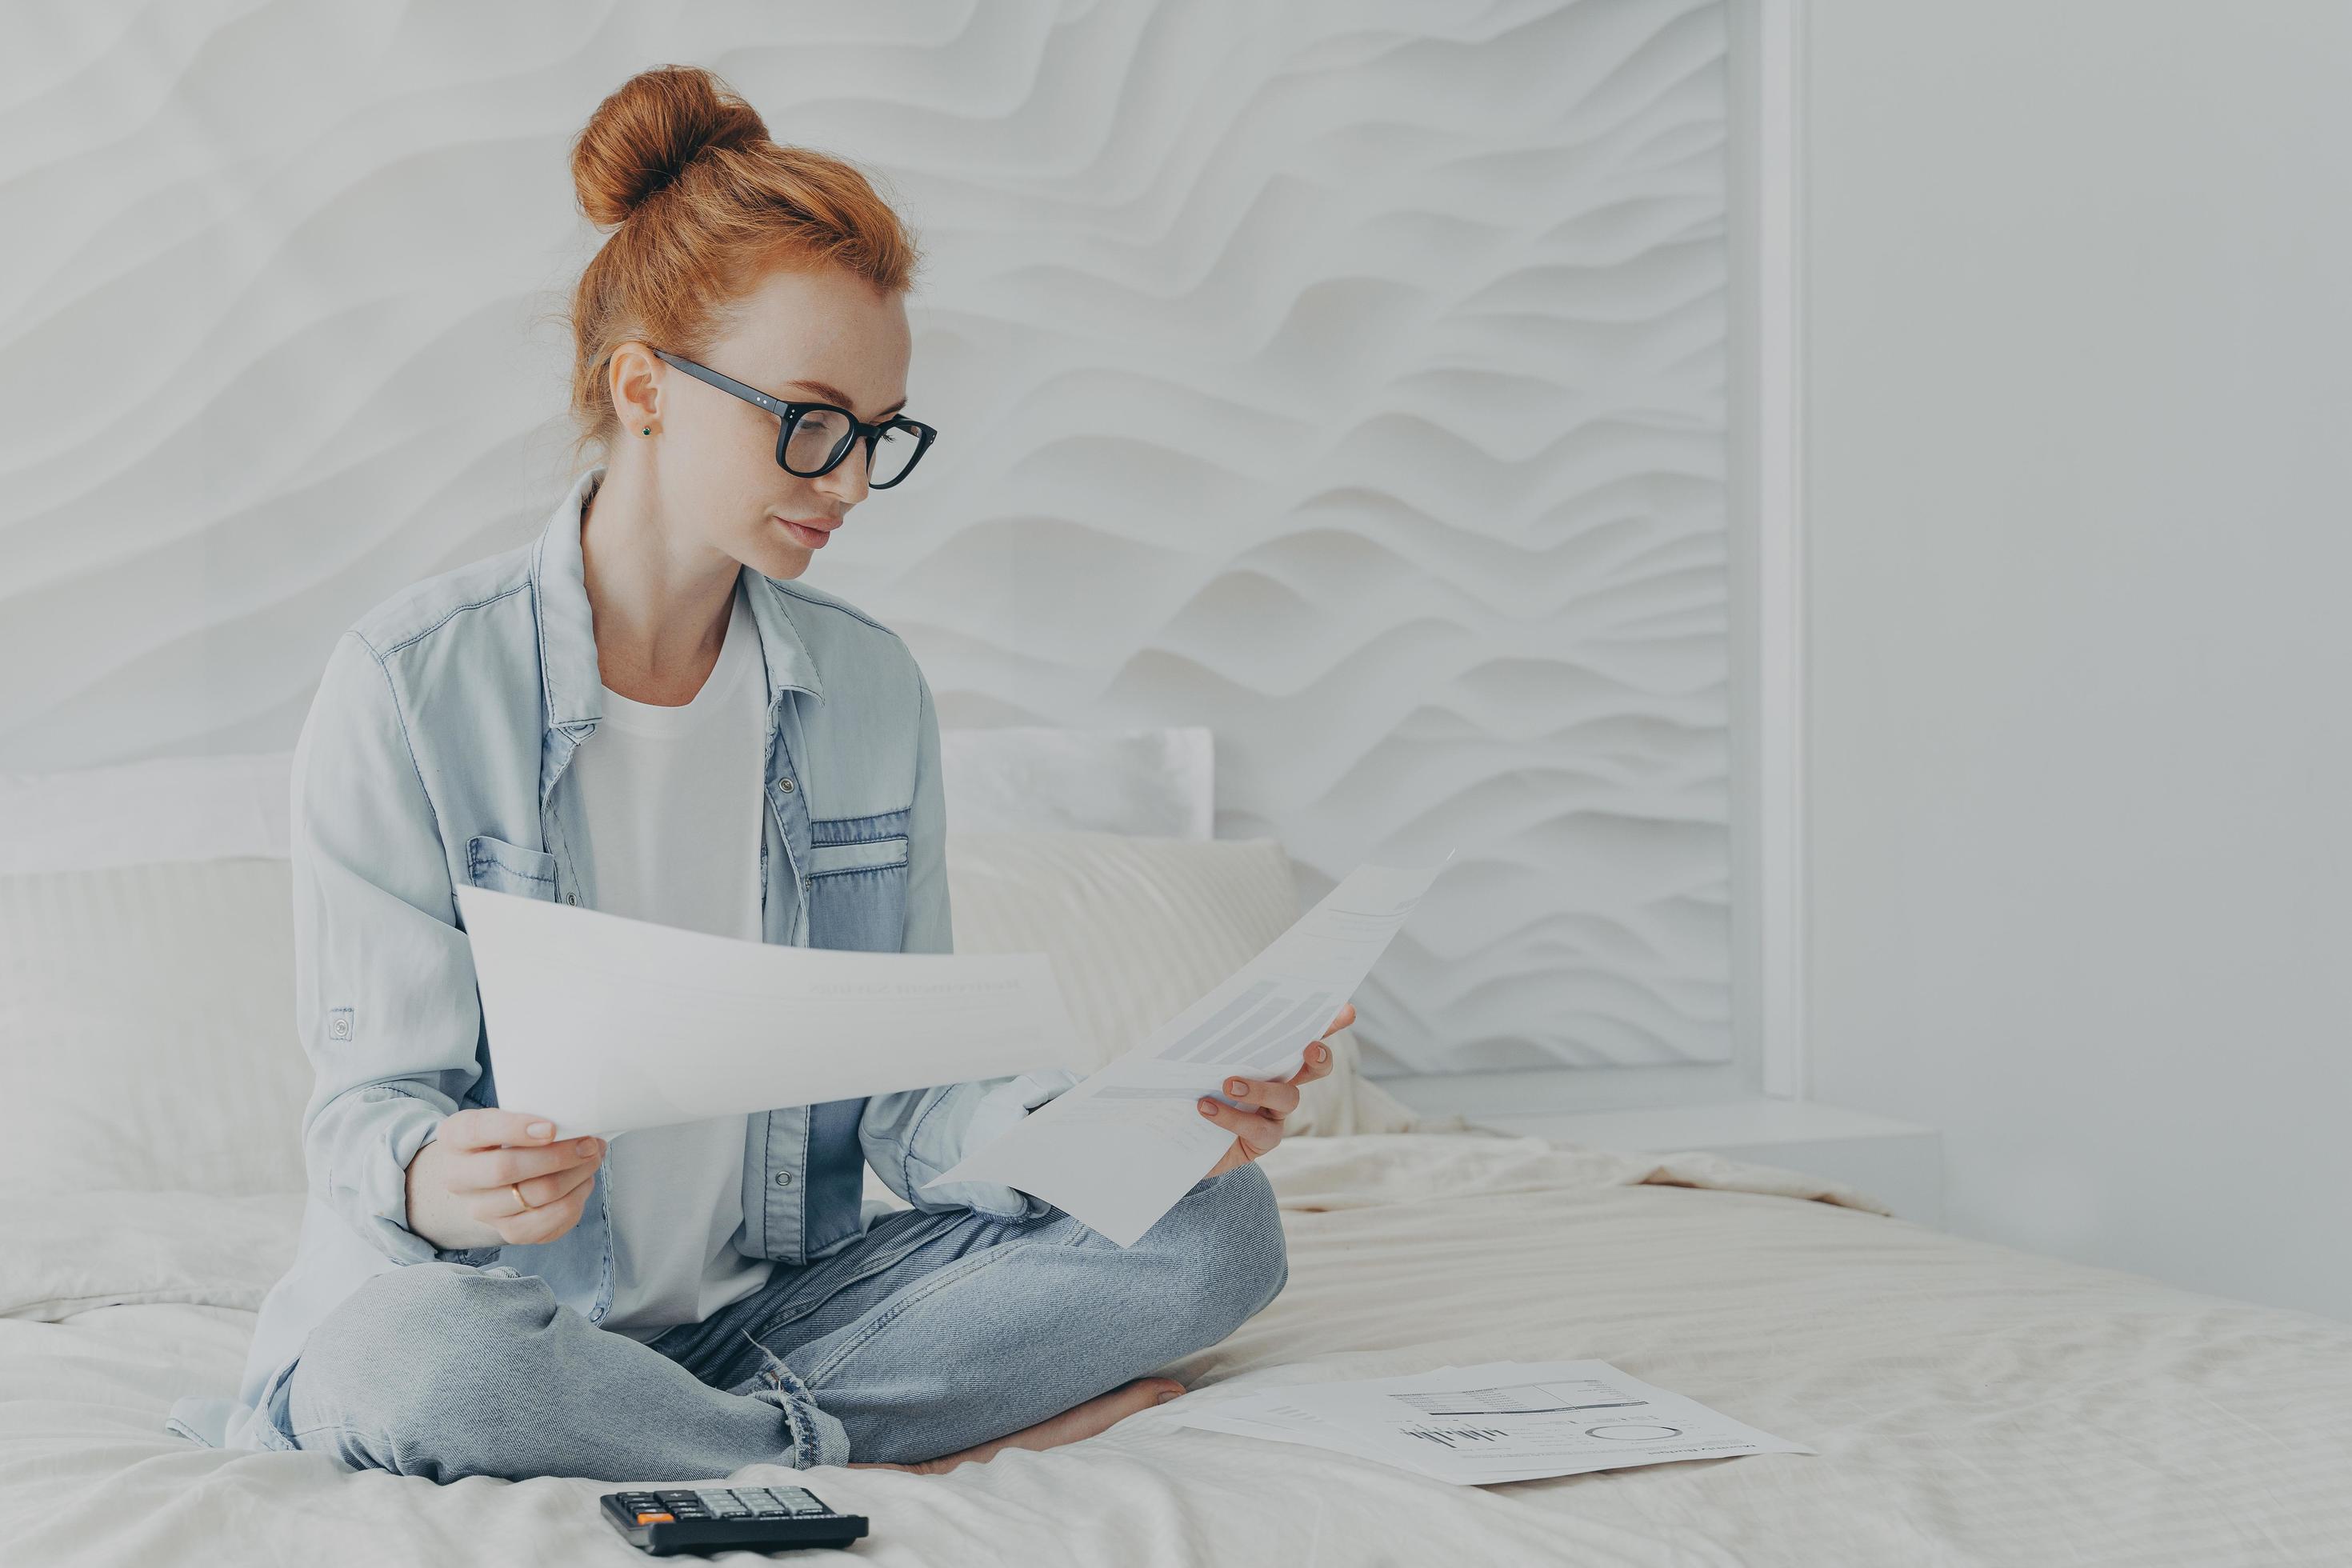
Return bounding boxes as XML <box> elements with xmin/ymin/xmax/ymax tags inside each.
<box><xmin>1751</xmin><ymin>0</ymin><xmax>1807</xmax><ymax>1101</ymax></box>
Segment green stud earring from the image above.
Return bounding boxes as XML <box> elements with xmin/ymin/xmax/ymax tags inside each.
<box><xmin>641</xmin><ymin>426</ymin><xmax>651</xmax><ymax>435</ymax></box>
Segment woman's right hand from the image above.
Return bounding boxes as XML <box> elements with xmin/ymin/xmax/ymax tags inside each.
<box><xmin>403</xmin><ymin>1108</ymin><xmax>606</xmax><ymax>1250</ymax></box>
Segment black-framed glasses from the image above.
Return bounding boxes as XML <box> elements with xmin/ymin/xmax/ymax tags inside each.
<box><xmin>649</xmin><ymin>347</ymin><xmax>939</xmax><ymax>488</ymax></box>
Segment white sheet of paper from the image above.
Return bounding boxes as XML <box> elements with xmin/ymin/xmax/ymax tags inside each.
<box><xmin>923</xmin><ymin>849</ymin><xmax>1456</xmax><ymax>1245</ymax></box>
<box><xmin>1209</xmin><ymin>1360</ymin><xmax>1813</xmax><ymax>1486</ymax></box>
<box><xmin>454</xmin><ymin>884</ymin><xmax>1089</xmax><ymax>1140</ymax></box>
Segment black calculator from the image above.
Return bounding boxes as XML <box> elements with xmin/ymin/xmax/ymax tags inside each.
<box><xmin>599</xmin><ymin>1484</ymin><xmax>868</xmax><ymax>1555</ymax></box>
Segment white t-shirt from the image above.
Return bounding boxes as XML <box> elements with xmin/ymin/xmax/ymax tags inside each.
<box><xmin>570</xmin><ymin>579</ymin><xmax>778</xmax><ymax>1341</ymax></box>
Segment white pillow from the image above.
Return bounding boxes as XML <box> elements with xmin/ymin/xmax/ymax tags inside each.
<box><xmin>0</xmin><ymin>832</ymin><xmax>1410</xmax><ymax>1200</ymax></box>
<box><xmin>0</xmin><ymin>858</ymin><xmax>311</xmax><ymax>1195</ymax></box>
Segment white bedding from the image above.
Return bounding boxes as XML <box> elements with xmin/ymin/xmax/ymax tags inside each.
<box><xmin>6</xmin><ymin>1133</ymin><xmax>2350</xmax><ymax>1566</ymax></box>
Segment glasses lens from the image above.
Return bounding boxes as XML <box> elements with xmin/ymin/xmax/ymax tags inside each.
<box><xmin>782</xmin><ymin>408</ymin><xmax>854</xmax><ymax>475</ymax></box>
<box><xmin>868</xmin><ymin>422</ymin><xmax>923</xmax><ymax>486</ymax></box>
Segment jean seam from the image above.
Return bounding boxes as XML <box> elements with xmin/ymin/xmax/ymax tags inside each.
<box><xmin>705</xmin><ymin>1213</ymin><xmax>949</xmax><ymax>1381</ymax></box>
<box><xmin>739</xmin><ymin>1330</ymin><xmax>837</xmax><ymax>1469</ymax></box>
<box><xmin>287</xmin><ymin>1418</ymin><xmax>371</xmax><ymax>1446</ymax></box>
<box><xmin>801</xmin><ymin>1238</ymin><xmax>1044</xmax><ymax>1388</ymax></box>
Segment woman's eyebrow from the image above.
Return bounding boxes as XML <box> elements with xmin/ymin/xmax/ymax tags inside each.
<box><xmin>786</xmin><ymin>378</ymin><xmax>908</xmax><ymax>420</ymax></box>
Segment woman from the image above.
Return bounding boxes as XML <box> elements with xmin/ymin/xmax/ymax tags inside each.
<box><xmin>162</xmin><ymin>65</ymin><xmax>1351</xmax><ymax>1482</ymax></box>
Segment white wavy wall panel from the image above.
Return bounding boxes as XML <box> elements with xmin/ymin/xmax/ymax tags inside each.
<box><xmin>0</xmin><ymin>0</ymin><xmax>1732</xmax><ymax>1074</ymax></box>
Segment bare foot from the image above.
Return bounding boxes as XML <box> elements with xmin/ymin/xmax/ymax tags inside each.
<box><xmin>844</xmin><ymin>1376</ymin><xmax>1186</xmax><ymax>1475</ymax></box>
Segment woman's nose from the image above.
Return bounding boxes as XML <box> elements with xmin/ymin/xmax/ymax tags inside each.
<box><xmin>814</xmin><ymin>443</ymin><xmax>872</xmax><ymax>507</ymax></box>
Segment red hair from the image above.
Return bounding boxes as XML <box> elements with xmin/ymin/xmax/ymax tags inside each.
<box><xmin>561</xmin><ymin>64</ymin><xmax>923</xmax><ymax>468</ymax></box>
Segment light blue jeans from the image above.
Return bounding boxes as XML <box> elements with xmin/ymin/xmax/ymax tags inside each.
<box><xmin>279</xmin><ymin>1162</ymin><xmax>1286</xmax><ymax>1481</ymax></box>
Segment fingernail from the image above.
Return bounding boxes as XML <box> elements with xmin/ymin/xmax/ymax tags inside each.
<box><xmin>1198</xmin><ymin>1099</ymin><xmax>1218</xmax><ymax>1116</ymax></box>
<box><xmin>578</xmin><ymin>1138</ymin><xmax>598</xmax><ymax>1155</ymax></box>
<box><xmin>1226</xmin><ymin>1078</ymin><xmax>1246</xmax><ymax>1097</ymax></box>
<box><xmin>1157</xmin><ymin>1390</ymin><xmax>1182</xmax><ymax>1405</ymax></box>
<box><xmin>527</xmin><ymin>1121</ymin><xmax>554</xmax><ymax>1138</ymax></box>
<box><xmin>1313</xmin><ymin>1044</ymin><xmax>1329</xmax><ymax>1062</ymax></box>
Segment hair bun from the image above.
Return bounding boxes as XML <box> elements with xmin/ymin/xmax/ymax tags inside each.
<box><xmin>570</xmin><ymin>64</ymin><xmax>769</xmax><ymax>228</ymax></box>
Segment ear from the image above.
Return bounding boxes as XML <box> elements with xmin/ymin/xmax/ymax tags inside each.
<box><xmin>607</xmin><ymin>341</ymin><xmax>665</xmax><ymax>432</ymax></box>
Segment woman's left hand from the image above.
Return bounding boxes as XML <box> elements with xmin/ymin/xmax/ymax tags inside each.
<box><xmin>1197</xmin><ymin>1002</ymin><xmax>1356</xmax><ymax>1181</ymax></box>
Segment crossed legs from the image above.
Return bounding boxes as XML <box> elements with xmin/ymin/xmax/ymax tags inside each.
<box><xmin>282</xmin><ymin>1162</ymin><xmax>1287</xmax><ymax>1481</ymax></box>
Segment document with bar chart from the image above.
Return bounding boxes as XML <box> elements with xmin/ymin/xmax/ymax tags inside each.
<box><xmin>926</xmin><ymin>849</ymin><xmax>1456</xmax><ymax>1245</ymax></box>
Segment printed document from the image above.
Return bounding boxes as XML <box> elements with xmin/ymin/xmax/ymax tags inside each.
<box><xmin>923</xmin><ymin>850</ymin><xmax>1456</xmax><ymax>1245</ymax></box>
<box><xmin>1163</xmin><ymin>1360</ymin><xmax>1811</xmax><ymax>1485</ymax></box>
<box><xmin>454</xmin><ymin>885</ymin><xmax>1088</xmax><ymax>1140</ymax></box>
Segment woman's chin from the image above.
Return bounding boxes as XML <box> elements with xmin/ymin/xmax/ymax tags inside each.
<box><xmin>743</xmin><ymin>540</ymin><xmax>815</xmax><ymax>581</ymax></box>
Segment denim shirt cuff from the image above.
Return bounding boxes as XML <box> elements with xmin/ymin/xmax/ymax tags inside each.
<box><xmin>946</xmin><ymin>1066</ymin><xmax>1083</xmax><ymax>1218</ymax></box>
<box><xmin>346</xmin><ymin>1089</ymin><xmax>498</xmax><ymax>1266</ymax></box>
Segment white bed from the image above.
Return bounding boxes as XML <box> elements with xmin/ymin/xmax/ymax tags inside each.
<box><xmin>5</xmin><ymin>752</ymin><xmax>2351</xmax><ymax>1566</ymax></box>
<box><xmin>10</xmin><ymin>1136</ymin><xmax>2352</xmax><ymax>1566</ymax></box>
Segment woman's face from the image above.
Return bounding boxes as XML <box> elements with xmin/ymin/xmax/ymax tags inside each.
<box><xmin>615</xmin><ymin>264</ymin><xmax>914</xmax><ymax>582</ymax></box>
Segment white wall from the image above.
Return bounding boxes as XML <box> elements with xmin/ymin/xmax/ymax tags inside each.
<box><xmin>1802</xmin><ymin>0</ymin><xmax>2352</xmax><ymax>1318</ymax></box>
<box><xmin>0</xmin><ymin>0</ymin><xmax>1740</xmax><ymax>1084</ymax></box>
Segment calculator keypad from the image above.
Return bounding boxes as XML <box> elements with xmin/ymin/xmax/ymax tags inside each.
<box><xmin>614</xmin><ymin>1486</ymin><xmax>833</xmax><ymax>1525</ymax></box>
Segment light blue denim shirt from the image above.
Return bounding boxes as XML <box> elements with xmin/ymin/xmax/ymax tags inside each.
<box><xmin>165</xmin><ymin>465</ymin><xmax>1078</xmax><ymax>1453</ymax></box>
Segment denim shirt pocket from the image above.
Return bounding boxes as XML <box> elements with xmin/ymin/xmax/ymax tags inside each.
<box><xmin>802</xmin><ymin>814</ymin><xmax>910</xmax><ymax>954</ymax></box>
<box><xmin>465</xmin><ymin>833</ymin><xmax>559</xmax><ymax>901</ymax></box>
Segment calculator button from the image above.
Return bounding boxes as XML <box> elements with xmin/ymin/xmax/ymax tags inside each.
<box><xmin>633</xmin><ymin>1512</ymin><xmax>674</xmax><ymax>1525</ymax></box>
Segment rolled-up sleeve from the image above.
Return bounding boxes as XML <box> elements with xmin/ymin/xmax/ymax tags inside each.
<box><xmin>859</xmin><ymin>663</ymin><xmax>1080</xmax><ymax>1219</ymax></box>
<box><xmin>291</xmin><ymin>630</ymin><xmax>499</xmax><ymax>1267</ymax></box>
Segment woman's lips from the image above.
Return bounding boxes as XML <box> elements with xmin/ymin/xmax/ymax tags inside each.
<box><xmin>777</xmin><ymin>516</ymin><xmax>835</xmax><ymax>549</ymax></box>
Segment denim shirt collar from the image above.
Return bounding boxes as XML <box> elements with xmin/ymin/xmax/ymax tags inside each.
<box><xmin>528</xmin><ymin>462</ymin><xmax>829</xmax><ymax>742</ymax></box>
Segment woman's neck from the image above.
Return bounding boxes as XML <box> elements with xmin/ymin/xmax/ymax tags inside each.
<box><xmin>578</xmin><ymin>463</ymin><xmax>741</xmax><ymax>707</ymax></box>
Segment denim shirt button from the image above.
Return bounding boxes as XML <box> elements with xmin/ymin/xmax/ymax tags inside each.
<box><xmin>773</xmin><ymin>1171</ymin><xmax>794</xmax><ymax>1187</ymax></box>
<box><xmin>778</xmin><ymin>777</ymin><xmax>794</xmax><ymax>793</ymax></box>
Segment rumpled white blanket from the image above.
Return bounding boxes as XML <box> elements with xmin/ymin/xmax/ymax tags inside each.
<box><xmin>3</xmin><ymin>1132</ymin><xmax>2348</xmax><ymax>1566</ymax></box>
